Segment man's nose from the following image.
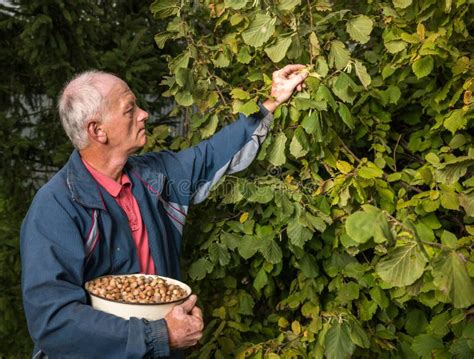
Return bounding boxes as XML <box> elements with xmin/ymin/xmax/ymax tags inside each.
<box><xmin>138</xmin><ymin>107</ymin><xmax>149</xmax><ymax>122</ymax></box>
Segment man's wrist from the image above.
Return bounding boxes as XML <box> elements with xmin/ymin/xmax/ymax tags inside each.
<box><xmin>262</xmin><ymin>99</ymin><xmax>280</xmax><ymax>113</ymax></box>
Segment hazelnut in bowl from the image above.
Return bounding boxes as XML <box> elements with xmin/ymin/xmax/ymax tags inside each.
<box><xmin>85</xmin><ymin>274</ymin><xmax>192</xmax><ymax>320</ymax></box>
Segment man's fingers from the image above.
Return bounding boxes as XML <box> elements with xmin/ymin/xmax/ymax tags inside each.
<box><xmin>191</xmin><ymin>306</ymin><xmax>203</xmax><ymax>321</ymax></box>
<box><xmin>279</xmin><ymin>64</ymin><xmax>307</xmax><ymax>77</ymax></box>
<box><xmin>287</xmin><ymin>72</ymin><xmax>308</xmax><ymax>89</ymax></box>
<box><xmin>179</xmin><ymin>294</ymin><xmax>197</xmax><ymax>313</ymax></box>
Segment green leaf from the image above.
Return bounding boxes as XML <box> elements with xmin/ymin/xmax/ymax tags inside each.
<box><xmin>325</xmin><ymin>322</ymin><xmax>355</xmax><ymax>359</ymax></box>
<box><xmin>385</xmin><ymin>40</ymin><xmax>407</xmax><ymax>53</ymax></box>
<box><xmin>298</xmin><ymin>254</ymin><xmax>319</xmax><ymax>278</ymax></box>
<box><xmin>405</xmin><ymin>309</ymin><xmax>428</xmax><ymax>336</ymax></box>
<box><xmin>225</xmin><ymin>0</ymin><xmax>248</xmax><ymax>10</ymax></box>
<box><xmin>264</xmin><ymin>36</ymin><xmax>292</xmax><ymax>63</ymax></box>
<box><xmin>237</xmin><ymin>100</ymin><xmax>260</xmax><ymax>116</ymax></box>
<box><xmin>354</xmin><ymin>60</ymin><xmax>371</xmax><ymax>89</ymax></box>
<box><xmin>209</xmin><ymin>243</ymin><xmax>231</xmax><ymax>266</ymax></box>
<box><xmin>337</xmin><ymin>103</ymin><xmax>354</xmax><ymax>129</ymax></box>
<box><xmin>392</xmin><ymin>0</ymin><xmax>413</xmax><ymax>9</ymax></box>
<box><xmin>301</xmin><ymin>111</ymin><xmax>318</xmax><ymax>134</ymax></box>
<box><xmin>169</xmin><ymin>51</ymin><xmax>190</xmax><ymax>74</ymax></box>
<box><xmin>278</xmin><ymin>0</ymin><xmax>301</xmax><ymax>11</ymax></box>
<box><xmin>432</xmin><ymin>251</ymin><xmax>474</xmax><ymax>308</ymax></box>
<box><xmin>189</xmin><ymin>258</ymin><xmax>213</xmax><ymax>280</ymax></box>
<box><xmin>154</xmin><ymin>32</ymin><xmax>173</xmax><ymax>49</ymax></box>
<box><xmin>267</xmin><ymin>132</ymin><xmax>287</xmax><ymax>166</ymax></box>
<box><xmin>254</xmin><ymin>268</ymin><xmax>268</xmax><ymax>291</ymax></box>
<box><xmin>332</xmin><ymin>73</ymin><xmax>358</xmax><ymax>104</ymax></box>
<box><xmin>349</xmin><ymin>320</ymin><xmax>370</xmax><ymax>348</ymax></box>
<box><xmin>412</xmin><ymin>334</ymin><xmax>444</xmax><ymax>359</ymax></box>
<box><xmin>345</xmin><ymin>211</ymin><xmax>375</xmax><ymax>244</ymax></box>
<box><xmin>242</xmin><ymin>13</ymin><xmax>276</xmax><ymax>48</ymax></box>
<box><xmin>237</xmin><ymin>46</ymin><xmax>252</xmax><ymax>64</ymax></box>
<box><xmin>221</xmin><ymin>232</ymin><xmax>241</xmax><ymax>250</ymax></box>
<box><xmin>435</xmin><ymin>155</ymin><xmax>474</xmax><ymax>185</ymax></box>
<box><xmin>200</xmin><ymin>114</ymin><xmax>219</xmax><ymax>138</ymax></box>
<box><xmin>150</xmin><ymin>0</ymin><xmax>179</xmax><ymax>19</ymax></box>
<box><xmin>231</xmin><ymin>88</ymin><xmax>250</xmax><ymax>100</ymax></box>
<box><xmin>238</xmin><ymin>291</ymin><xmax>255</xmax><ymax>315</ymax></box>
<box><xmin>346</xmin><ymin>15</ymin><xmax>373</xmax><ymax>44</ymax></box>
<box><xmin>290</xmin><ymin>127</ymin><xmax>309</xmax><ymax>158</ymax></box>
<box><xmin>358</xmin><ymin>163</ymin><xmax>383</xmax><ymax>178</ymax></box>
<box><xmin>329</xmin><ymin>40</ymin><xmax>350</xmax><ymax>70</ymax></box>
<box><xmin>375</xmin><ymin>242</ymin><xmax>427</xmax><ymax>287</ymax></box>
<box><xmin>412</xmin><ymin>56</ymin><xmax>434</xmax><ymax>79</ymax></box>
<box><xmin>287</xmin><ymin>221</ymin><xmax>313</xmax><ymax>248</ymax></box>
<box><xmin>238</xmin><ymin>235</ymin><xmax>260</xmax><ymax>259</ymax></box>
<box><xmin>440</xmin><ymin>191</ymin><xmax>459</xmax><ymax>210</ymax></box>
<box><xmin>175</xmin><ymin>91</ymin><xmax>194</xmax><ymax>106</ymax></box>
<box><xmin>259</xmin><ymin>238</ymin><xmax>283</xmax><ymax>264</ymax></box>
<box><xmin>444</xmin><ymin>109</ymin><xmax>467</xmax><ymax>134</ymax></box>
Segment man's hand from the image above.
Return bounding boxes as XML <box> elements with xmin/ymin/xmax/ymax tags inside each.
<box><xmin>164</xmin><ymin>294</ymin><xmax>204</xmax><ymax>349</ymax></box>
<box><xmin>263</xmin><ymin>64</ymin><xmax>309</xmax><ymax>113</ymax></box>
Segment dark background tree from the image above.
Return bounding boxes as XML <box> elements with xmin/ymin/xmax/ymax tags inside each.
<box><xmin>0</xmin><ymin>1</ymin><xmax>173</xmax><ymax>355</ymax></box>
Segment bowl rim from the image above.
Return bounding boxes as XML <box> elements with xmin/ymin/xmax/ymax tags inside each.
<box><xmin>85</xmin><ymin>273</ymin><xmax>192</xmax><ymax>306</ymax></box>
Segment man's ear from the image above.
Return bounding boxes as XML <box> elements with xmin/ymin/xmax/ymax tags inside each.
<box><xmin>86</xmin><ymin>120</ymin><xmax>108</xmax><ymax>144</ymax></box>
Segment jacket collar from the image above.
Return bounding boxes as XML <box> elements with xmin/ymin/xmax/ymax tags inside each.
<box><xmin>66</xmin><ymin>150</ymin><xmax>107</xmax><ymax>210</ymax></box>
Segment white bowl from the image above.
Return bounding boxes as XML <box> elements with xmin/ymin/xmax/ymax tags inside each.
<box><xmin>85</xmin><ymin>274</ymin><xmax>192</xmax><ymax>320</ymax></box>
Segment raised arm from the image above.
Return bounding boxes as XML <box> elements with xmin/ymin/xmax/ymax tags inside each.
<box><xmin>146</xmin><ymin>65</ymin><xmax>308</xmax><ymax>206</ymax></box>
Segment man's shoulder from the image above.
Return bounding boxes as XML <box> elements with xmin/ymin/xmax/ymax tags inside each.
<box><xmin>32</xmin><ymin>166</ymin><xmax>71</xmax><ymax>207</ymax></box>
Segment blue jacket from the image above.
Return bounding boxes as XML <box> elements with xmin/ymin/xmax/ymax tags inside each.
<box><xmin>21</xmin><ymin>107</ymin><xmax>273</xmax><ymax>358</ymax></box>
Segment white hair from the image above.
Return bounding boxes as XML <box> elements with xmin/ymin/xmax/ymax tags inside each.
<box><xmin>58</xmin><ymin>70</ymin><xmax>113</xmax><ymax>150</ymax></box>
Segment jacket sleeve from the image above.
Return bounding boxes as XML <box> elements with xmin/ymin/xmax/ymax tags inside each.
<box><xmin>21</xmin><ymin>191</ymin><xmax>170</xmax><ymax>359</ymax></box>
<box><xmin>149</xmin><ymin>104</ymin><xmax>273</xmax><ymax>205</ymax></box>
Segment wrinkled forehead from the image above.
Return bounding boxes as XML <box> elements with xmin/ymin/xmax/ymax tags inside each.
<box><xmin>102</xmin><ymin>77</ymin><xmax>135</xmax><ymax>108</ymax></box>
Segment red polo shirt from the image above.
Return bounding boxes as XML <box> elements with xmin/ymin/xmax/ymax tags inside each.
<box><xmin>82</xmin><ymin>159</ymin><xmax>156</xmax><ymax>274</ymax></box>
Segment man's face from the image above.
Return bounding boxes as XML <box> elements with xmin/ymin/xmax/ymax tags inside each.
<box><xmin>101</xmin><ymin>80</ymin><xmax>149</xmax><ymax>155</ymax></box>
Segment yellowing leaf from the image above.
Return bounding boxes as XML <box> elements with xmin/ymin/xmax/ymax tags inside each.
<box><xmin>309</xmin><ymin>32</ymin><xmax>320</xmax><ymax>56</ymax></box>
<box><xmin>239</xmin><ymin>212</ymin><xmax>249</xmax><ymax>224</ymax></box>
<box><xmin>242</xmin><ymin>13</ymin><xmax>276</xmax><ymax>48</ymax></box>
<box><xmin>264</xmin><ymin>36</ymin><xmax>292</xmax><ymax>63</ymax></box>
<box><xmin>346</xmin><ymin>15</ymin><xmax>373</xmax><ymax>44</ymax></box>
<box><xmin>336</xmin><ymin>160</ymin><xmax>353</xmax><ymax>174</ymax></box>
<box><xmin>291</xmin><ymin>320</ymin><xmax>301</xmax><ymax>335</ymax></box>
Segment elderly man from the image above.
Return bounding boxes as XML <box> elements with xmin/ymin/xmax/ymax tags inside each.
<box><xmin>20</xmin><ymin>65</ymin><xmax>308</xmax><ymax>358</ymax></box>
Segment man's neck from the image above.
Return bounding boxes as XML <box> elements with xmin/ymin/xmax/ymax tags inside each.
<box><xmin>79</xmin><ymin>147</ymin><xmax>128</xmax><ymax>182</ymax></box>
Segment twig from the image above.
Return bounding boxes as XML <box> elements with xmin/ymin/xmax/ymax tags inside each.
<box><xmin>338</xmin><ymin>137</ymin><xmax>361</xmax><ymax>163</ymax></box>
<box><xmin>393</xmin><ymin>134</ymin><xmax>402</xmax><ymax>172</ymax></box>
<box><xmin>306</xmin><ymin>0</ymin><xmax>314</xmax><ymax>66</ymax></box>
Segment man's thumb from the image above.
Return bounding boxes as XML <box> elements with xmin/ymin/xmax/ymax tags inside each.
<box><xmin>178</xmin><ymin>294</ymin><xmax>197</xmax><ymax>314</ymax></box>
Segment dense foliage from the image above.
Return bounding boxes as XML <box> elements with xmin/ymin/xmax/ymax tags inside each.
<box><xmin>150</xmin><ymin>0</ymin><xmax>474</xmax><ymax>358</ymax></box>
<box><xmin>0</xmin><ymin>1</ymin><xmax>169</xmax><ymax>356</ymax></box>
